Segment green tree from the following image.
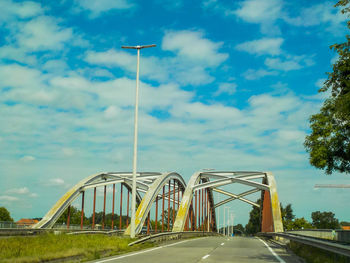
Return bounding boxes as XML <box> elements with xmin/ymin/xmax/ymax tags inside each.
<box><xmin>0</xmin><ymin>207</ymin><xmax>13</xmax><ymax>222</ymax></box>
<box><xmin>162</xmin><ymin>207</ymin><xmax>177</xmax><ymax>229</ymax></box>
<box><xmin>286</xmin><ymin>217</ymin><xmax>314</xmax><ymax>230</ymax></box>
<box><xmin>280</xmin><ymin>203</ymin><xmax>295</xmax><ymax>230</ymax></box>
<box><xmin>311</xmin><ymin>211</ymin><xmax>340</xmax><ymax>229</ymax></box>
<box><xmin>340</xmin><ymin>221</ymin><xmax>350</xmax><ymax>226</ymax></box>
<box><xmin>281</xmin><ymin>204</ymin><xmax>295</xmax><ymax>221</ymax></box>
<box><xmin>304</xmin><ymin>0</ymin><xmax>350</xmax><ymax>174</ymax></box>
<box><xmin>245</xmin><ymin>199</ymin><xmax>261</xmax><ymax>235</ymax></box>
<box><xmin>233</xmin><ymin>223</ymin><xmax>245</xmax><ymax>235</ymax></box>
<box><xmin>56</xmin><ymin>206</ymin><xmax>89</xmax><ymax>225</ymax></box>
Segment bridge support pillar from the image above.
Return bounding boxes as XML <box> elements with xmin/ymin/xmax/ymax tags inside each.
<box><xmin>261</xmin><ymin>172</ymin><xmax>283</xmax><ymax>233</ymax></box>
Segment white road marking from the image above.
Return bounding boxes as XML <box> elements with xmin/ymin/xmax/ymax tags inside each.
<box><xmin>95</xmin><ymin>238</ymin><xmax>204</xmax><ymax>262</ymax></box>
<box><xmin>221</xmin><ymin>242</ymin><xmax>224</xmax><ymax>245</ymax></box>
<box><xmin>257</xmin><ymin>237</ymin><xmax>286</xmax><ymax>263</ymax></box>
<box><xmin>202</xmin><ymin>254</ymin><xmax>210</xmax><ymax>259</ymax></box>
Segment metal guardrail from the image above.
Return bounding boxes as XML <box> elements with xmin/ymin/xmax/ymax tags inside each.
<box><xmin>286</xmin><ymin>229</ymin><xmax>350</xmax><ymax>243</ymax></box>
<box><xmin>259</xmin><ymin>232</ymin><xmax>350</xmax><ymax>258</ymax></box>
<box><xmin>128</xmin><ymin>231</ymin><xmax>222</xmax><ymax>246</ymax></box>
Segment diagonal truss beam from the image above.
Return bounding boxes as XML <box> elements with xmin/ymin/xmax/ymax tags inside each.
<box><xmin>193</xmin><ymin>177</ymin><xmax>269</xmax><ymax>192</ymax></box>
<box><xmin>213</xmin><ymin>188</ymin><xmax>260</xmax><ymax>208</ymax></box>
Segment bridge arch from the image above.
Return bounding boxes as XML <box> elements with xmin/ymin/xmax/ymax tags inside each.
<box><xmin>34</xmin><ymin>172</ymin><xmax>161</xmax><ymax>229</ymax></box>
<box><xmin>173</xmin><ymin>171</ymin><xmax>283</xmax><ymax>233</ymax></box>
<box><xmin>124</xmin><ymin>172</ymin><xmax>186</xmax><ymax>235</ymax></box>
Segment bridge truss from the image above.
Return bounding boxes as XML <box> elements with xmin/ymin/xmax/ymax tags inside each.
<box><xmin>173</xmin><ymin>171</ymin><xmax>283</xmax><ymax>233</ymax></box>
<box><xmin>35</xmin><ymin>170</ymin><xmax>283</xmax><ymax>235</ymax></box>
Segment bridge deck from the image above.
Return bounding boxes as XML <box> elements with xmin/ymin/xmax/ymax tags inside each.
<box><xmin>89</xmin><ymin>236</ymin><xmax>299</xmax><ymax>263</ymax></box>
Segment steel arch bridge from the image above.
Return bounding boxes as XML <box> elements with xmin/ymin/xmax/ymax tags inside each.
<box><xmin>172</xmin><ymin>171</ymin><xmax>283</xmax><ymax>233</ymax></box>
<box><xmin>34</xmin><ymin>170</ymin><xmax>283</xmax><ymax>235</ymax></box>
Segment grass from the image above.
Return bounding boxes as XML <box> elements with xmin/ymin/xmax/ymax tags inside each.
<box><xmin>0</xmin><ymin>233</ymin><xmax>154</xmax><ymax>263</ymax></box>
<box><xmin>288</xmin><ymin>241</ymin><xmax>350</xmax><ymax>263</ymax></box>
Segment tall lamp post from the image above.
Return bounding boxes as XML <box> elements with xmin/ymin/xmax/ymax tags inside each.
<box><xmin>224</xmin><ymin>206</ymin><xmax>230</xmax><ymax>236</ymax></box>
<box><xmin>230</xmin><ymin>213</ymin><xmax>234</xmax><ymax>237</ymax></box>
<box><xmin>122</xmin><ymin>44</ymin><xmax>156</xmax><ymax>238</ymax></box>
<box><xmin>226</xmin><ymin>207</ymin><xmax>231</xmax><ymax>236</ymax></box>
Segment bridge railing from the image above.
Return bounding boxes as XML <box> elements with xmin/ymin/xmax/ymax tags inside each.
<box><xmin>286</xmin><ymin>229</ymin><xmax>350</xmax><ymax>244</ymax></box>
<box><xmin>259</xmin><ymin>232</ymin><xmax>350</xmax><ymax>258</ymax></box>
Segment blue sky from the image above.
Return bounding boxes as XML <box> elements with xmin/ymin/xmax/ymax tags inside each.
<box><xmin>0</xmin><ymin>0</ymin><xmax>349</xmax><ymax>225</ymax></box>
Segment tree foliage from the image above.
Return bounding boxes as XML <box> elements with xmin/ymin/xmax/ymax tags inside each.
<box><xmin>56</xmin><ymin>206</ymin><xmax>89</xmax><ymax>225</ymax></box>
<box><xmin>281</xmin><ymin>203</ymin><xmax>295</xmax><ymax>230</ymax></box>
<box><xmin>311</xmin><ymin>211</ymin><xmax>340</xmax><ymax>229</ymax></box>
<box><xmin>285</xmin><ymin>217</ymin><xmax>314</xmax><ymax>230</ymax></box>
<box><xmin>161</xmin><ymin>207</ymin><xmax>177</xmax><ymax>228</ymax></box>
<box><xmin>304</xmin><ymin>0</ymin><xmax>350</xmax><ymax>174</ymax></box>
<box><xmin>233</xmin><ymin>223</ymin><xmax>245</xmax><ymax>234</ymax></box>
<box><xmin>340</xmin><ymin>221</ymin><xmax>350</xmax><ymax>226</ymax></box>
<box><xmin>0</xmin><ymin>207</ymin><xmax>13</xmax><ymax>222</ymax></box>
<box><xmin>245</xmin><ymin>199</ymin><xmax>261</xmax><ymax>235</ymax></box>
<box><xmin>57</xmin><ymin>206</ymin><xmax>132</xmax><ymax>228</ymax></box>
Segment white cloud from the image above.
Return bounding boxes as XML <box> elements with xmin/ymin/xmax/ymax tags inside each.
<box><xmin>265</xmin><ymin>57</ymin><xmax>301</xmax><ymax>71</ymax></box>
<box><xmin>20</xmin><ymin>155</ymin><xmax>35</xmax><ymax>162</ymax></box>
<box><xmin>0</xmin><ymin>46</ymin><xmax>37</xmax><ymax>65</ymax></box>
<box><xmin>270</xmin><ymin>81</ymin><xmax>290</xmax><ymax>94</ymax></box>
<box><xmin>15</xmin><ymin>16</ymin><xmax>73</xmax><ymax>51</ymax></box>
<box><xmin>234</xmin><ymin>0</ymin><xmax>283</xmax><ymax>34</ymax></box>
<box><xmin>0</xmin><ymin>195</ymin><xmax>19</xmax><ymax>202</ymax></box>
<box><xmin>62</xmin><ymin>148</ymin><xmax>75</xmax><ymax>157</ymax></box>
<box><xmin>85</xmin><ymin>49</ymin><xmax>169</xmax><ymax>82</ymax></box>
<box><xmin>42</xmin><ymin>60</ymin><xmax>68</xmax><ymax>74</ymax></box>
<box><xmin>285</xmin><ymin>2</ymin><xmax>346</xmax><ymax>31</ymax></box>
<box><xmin>214</xmin><ymin>82</ymin><xmax>237</xmax><ymax>96</ymax></box>
<box><xmin>92</xmin><ymin>69</ymin><xmax>114</xmax><ymax>78</ymax></box>
<box><xmin>0</xmin><ymin>0</ymin><xmax>43</xmax><ymax>23</ymax></box>
<box><xmin>5</xmin><ymin>187</ymin><xmax>38</xmax><ymax>198</ymax></box>
<box><xmin>162</xmin><ymin>30</ymin><xmax>228</xmax><ymax>66</ymax></box>
<box><xmin>104</xmin><ymin>106</ymin><xmax>121</xmax><ymax>119</ymax></box>
<box><xmin>235</xmin><ymin>38</ymin><xmax>284</xmax><ymax>56</ymax></box>
<box><xmin>234</xmin><ymin>0</ymin><xmax>282</xmax><ymax>23</ymax></box>
<box><xmin>85</xmin><ymin>49</ymin><xmax>134</xmax><ymax>69</ymax></box>
<box><xmin>85</xmin><ymin>30</ymin><xmax>227</xmax><ymax>86</ymax></box>
<box><xmin>170</xmin><ymin>101</ymin><xmax>243</xmax><ymax>122</ymax></box>
<box><xmin>0</xmin><ymin>64</ymin><xmax>58</xmax><ymax>105</ymax></box>
<box><xmin>206</xmin><ymin>0</ymin><xmax>346</xmax><ymax>37</ymax></box>
<box><xmin>265</xmin><ymin>55</ymin><xmax>314</xmax><ymax>71</ymax></box>
<box><xmin>243</xmin><ymin>68</ymin><xmax>278</xmax><ymax>80</ymax></box>
<box><xmin>6</xmin><ymin>187</ymin><xmax>30</xmax><ymax>195</ymax></box>
<box><xmin>175</xmin><ymin>66</ymin><xmax>214</xmax><ymax>85</ymax></box>
<box><xmin>48</xmin><ymin>178</ymin><xmax>65</xmax><ymax>186</ymax></box>
<box><xmin>74</xmin><ymin>0</ymin><xmax>134</xmax><ymax>18</ymax></box>
<box><xmin>0</xmin><ymin>64</ymin><xmax>43</xmax><ymax>90</ymax></box>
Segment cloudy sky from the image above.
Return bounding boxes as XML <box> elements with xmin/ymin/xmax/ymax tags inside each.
<box><xmin>0</xmin><ymin>0</ymin><xmax>349</xmax><ymax>225</ymax></box>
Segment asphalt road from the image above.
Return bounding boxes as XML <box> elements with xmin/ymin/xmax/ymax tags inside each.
<box><xmin>90</xmin><ymin>236</ymin><xmax>301</xmax><ymax>263</ymax></box>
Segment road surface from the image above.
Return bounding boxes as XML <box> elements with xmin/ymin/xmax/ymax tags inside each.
<box><xmin>90</xmin><ymin>236</ymin><xmax>300</xmax><ymax>263</ymax></box>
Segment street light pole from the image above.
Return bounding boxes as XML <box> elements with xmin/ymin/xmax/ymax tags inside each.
<box><xmin>230</xmin><ymin>213</ymin><xmax>234</xmax><ymax>237</ymax></box>
<box><xmin>122</xmin><ymin>44</ymin><xmax>156</xmax><ymax>238</ymax></box>
<box><xmin>217</xmin><ymin>194</ymin><xmax>220</xmax><ymax>234</ymax></box>
<box><xmin>224</xmin><ymin>207</ymin><xmax>230</xmax><ymax>236</ymax></box>
<box><xmin>223</xmin><ymin>206</ymin><xmax>226</xmax><ymax>236</ymax></box>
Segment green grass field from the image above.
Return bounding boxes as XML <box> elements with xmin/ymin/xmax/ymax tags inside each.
<box><xmin>0</xmin><ymin>233</ymin><xmax>153</xmax><ymax>262</ymax></box>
